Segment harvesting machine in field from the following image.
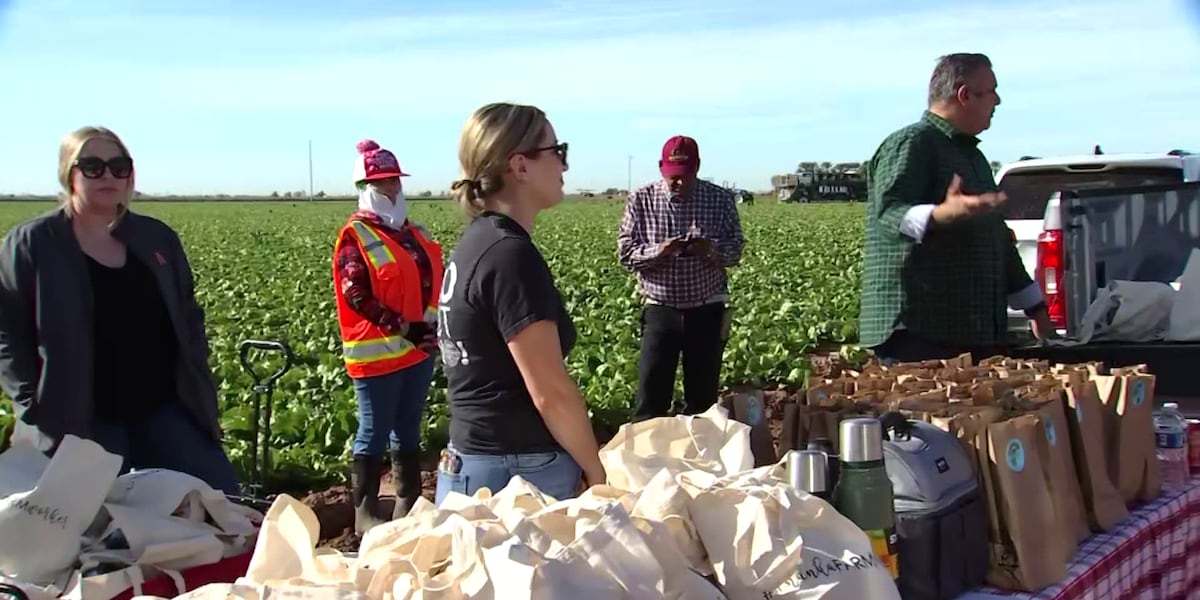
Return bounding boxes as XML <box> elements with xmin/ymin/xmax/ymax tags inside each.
<box><xmin>771</xmin><ymin>161</ymin><xmax>867</xmax><ymax>203</ymax></box>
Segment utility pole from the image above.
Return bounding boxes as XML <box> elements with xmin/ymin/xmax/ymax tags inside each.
<box><xmin>627</xmin><ymin>154</ymin><xmax>632</xmax><ymax>192</ymax></box>
<box><xmin>308</xmin><ymin>140</ymin><xmax>314</xmax><ymax>201</ymax></box>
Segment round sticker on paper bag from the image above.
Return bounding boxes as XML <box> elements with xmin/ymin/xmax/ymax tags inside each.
<box><xmin>746</xmin><ymin>396</ymin><xmax>763</xmax><ymax>426</ymax></box>
<box><xmin>1006</xmin><ymin>439</ymin><xmax>1026</xmax><ymax>472</ymax></box>
<box><xmin>1075</xmin><ymin>402</ymin><xmax>1083</xmax><ymax>424</ymax></box>
<box><xmin>1045</xmin><ymin>418</ymin><xmax>1057</xmax><ymax>446</ymax></box>
<box><xmin>1132</xmin><ymin>380</ymin><xmax>1146</xmax><ymax>407</ymax></box>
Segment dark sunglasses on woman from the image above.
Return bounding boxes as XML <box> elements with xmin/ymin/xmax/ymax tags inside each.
<box><xmin>522</xmin><ymin>142</ymin><xmax>568</xmax><ymax>168</ymax></box>
<box><xmin>74</xmin><ymin>156</ymin><xmax>134</xmax><ymax>179</ymax></box>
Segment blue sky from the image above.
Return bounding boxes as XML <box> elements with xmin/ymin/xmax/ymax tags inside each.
<box><xmin>1</xmin><ymin>0</ymin><xmax>1198</xmax><ymax>196</ymax></box>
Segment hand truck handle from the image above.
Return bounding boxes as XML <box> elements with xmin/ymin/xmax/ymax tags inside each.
<box><xmin>238</xmin><ymin>340</ymin><xmax>294</xmax><ymax>388</ymax></box>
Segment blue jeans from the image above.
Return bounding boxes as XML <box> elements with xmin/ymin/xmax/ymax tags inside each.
<box><xmin>91</xmin><ymin>401</ymin><xmax>240</xmax><ymax>495</ymax></box>
<box><xmin>352</xmin><ymin>355</ymin><xmax>436</xmax><ymax>457</ymax></box>
<box><xmin>434</xmin><ymin>443</ymin><xmax>582</xmax><ymax>505</ymax></box>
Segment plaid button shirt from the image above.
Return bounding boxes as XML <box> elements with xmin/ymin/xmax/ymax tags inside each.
<box><xmin>617</xmin><ymin>179</ymin><xmax>745</xmax><ymax>308</ymax></box>
<box><xmin>858</xmin><ymin>111</ymin><xmax>1034</xmax><ymax>348</ymax></box>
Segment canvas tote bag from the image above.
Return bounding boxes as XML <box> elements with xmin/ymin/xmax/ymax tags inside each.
<box><xmin>684</xmin><ymin>465</ymin><xmax>901</xmax><ymax>600</ymax></box>
<box><xmin>0</xmin><ymin>435</ymin><xmax>123</xmax><ymax>586</ymax></box>
<box><xmin>599</xmin><ymin>403</ymin><xmax>754</xmax><ymax>490</ymax></box>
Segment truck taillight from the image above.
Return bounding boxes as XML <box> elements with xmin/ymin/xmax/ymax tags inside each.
<box><xmin>1036</xmin><ymin>229</ymin><xmax>1066</xmax><ymax>329</ymax></box>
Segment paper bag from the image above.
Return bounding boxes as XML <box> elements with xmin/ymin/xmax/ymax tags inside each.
<box><xmin>777</xmin><ymin>404</ymin><xmax>840</xmax><ymax>459</ymax></box>
<box><xmin>687</xmin><ymin>467</ymin><xmax>901</xmax><ymax>600</ymax></box>
<box><xmin>1063</xmin><ymin>381</ymin><xmax>1128</xmax><ymax>531</ymax></box>
<box><xmin>722</xmin><ymin>389</ymin><xmax>776</xmax><ymax>467</ymax></box>
<box><xmin>1094</xmin><ymin>371</ymin><xmax>1161</xmax><ymax>503</ymax></box>
<box><xmin>805</xmin><ymin>383</ymin><xmax>846</xmax><ymax>407</ymax></box>
<box><xmin>1032</xmin><ymin>396</ymin><xmax>1091</xmax><ymax>545</ymax></box>
<box><xmin>599</xmin><ymin>404</ymin><xmax>753</xmax><ymax>490</ymax></box>
<box><xmin>0</xmin><ymin>435</ymin><xmax>124</xmax><ymax>585</ymax></box>
<box><xmin>929</xmin><ymin>405</ymin><xmax>1001</xmax><ymax>478</ymax></box>
<box><xmin>983</xmin><ymin>415</ymin><xmax>1067</xmax><ymax>591</ymax></box>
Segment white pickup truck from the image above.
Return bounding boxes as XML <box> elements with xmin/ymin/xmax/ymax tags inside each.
<box><xmin>996</xmin><ymin>150</ymin><xmax>1200</xmax><ymax>414</ymax></box>
<box><xmin>996</xmin><ymin>150</ymin><xmax>1200</xmax><ymax>338</ymax></box>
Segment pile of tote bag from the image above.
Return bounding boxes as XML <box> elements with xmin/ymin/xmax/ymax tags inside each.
<box><xmin>0</xmin><ymin>435</ymin><xmax>261</xmax><ymax>599</ymax></box>
<box><xmin>148</xmin><ymin>404</ymin><xmax>903</xmax><ymax>599</ymax></box>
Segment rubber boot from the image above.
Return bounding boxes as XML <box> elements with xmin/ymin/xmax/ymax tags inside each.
<box><xmin>351</xmin><ymin>455</ymin><xmax>386</xmax><ymax>534</ymax></box>
<box><xmin>390</xmin><ymin>449</ymin><xmax>423</xmax><ymax>520</ymax></box>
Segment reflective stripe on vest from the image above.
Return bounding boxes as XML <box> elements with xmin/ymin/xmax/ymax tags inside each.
<box><xmin>350</xmin><ymin>221</ymin><xmax>396</xmax><ymax>270</ymax></box>
<box><xmin>342</xmin><ymin>334</ymin><xmax>414</xmax><ymax>365</ymax></box>
<box><xmin>352</xmin><ymin>221</ymin><xmax>440</xmax><ymax>325</ymax></box>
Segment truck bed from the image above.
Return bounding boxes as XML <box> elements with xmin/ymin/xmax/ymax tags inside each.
<box><xmin>1059</xmin><ymin>181</ymin><xmax>1200</xmax><ymax>336</ymax></box>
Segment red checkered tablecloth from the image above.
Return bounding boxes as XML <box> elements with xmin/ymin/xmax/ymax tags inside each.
<box><xmin>959</xmin><ymin>477</ymin><xmax>1200</xmax><ymax>600</ymax></box>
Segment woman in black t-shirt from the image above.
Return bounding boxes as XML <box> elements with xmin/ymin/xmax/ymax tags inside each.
<box><xmin>434</xmin><ymin>102</ymin><xmax>605</xmax><ymax>504</ymax></box>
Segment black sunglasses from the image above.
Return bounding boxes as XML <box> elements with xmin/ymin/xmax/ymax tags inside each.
<box><xmin>74</xmin><ymin>156</ymin><xmax>134</xmax><ymax>179</ymax></box>
<box><xmin>521</xmin><ymin>142</ymin><xmax>568</xmax><ymax>167</ymax></box>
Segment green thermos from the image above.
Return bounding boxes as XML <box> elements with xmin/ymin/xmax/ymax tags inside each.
<box><xmin>832</xmin><ymin>417</ymin><xmax>900</xmax><ymax>580</ymax></box>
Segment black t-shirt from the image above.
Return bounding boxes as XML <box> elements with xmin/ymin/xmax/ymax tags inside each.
<box><xmin>437</xmin><ymin>212</ymin><xmax>577</xmax><ymax>454</ymax></box>
<box><xmin>88</xmin><ymin>252</ymin><xmax>179</xmax><ymax>422</ymax></box>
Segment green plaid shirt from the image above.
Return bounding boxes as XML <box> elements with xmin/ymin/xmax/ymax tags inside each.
<box><xmin>858</xmin><ymin>111</ymin><xmax>1032</xmax><ymax>348</ymax></box>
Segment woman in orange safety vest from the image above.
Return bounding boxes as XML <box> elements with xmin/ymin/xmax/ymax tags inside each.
<box><xmin>332</xmin><ymin>139</ymin><xmax>443</xmax><ymax>533</ymax></box>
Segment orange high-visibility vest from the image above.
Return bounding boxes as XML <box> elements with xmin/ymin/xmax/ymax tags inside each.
<box><xmin>333</xmin><ymin>217</ymin><xmax>444</xmax><ymax>378</ymax></box>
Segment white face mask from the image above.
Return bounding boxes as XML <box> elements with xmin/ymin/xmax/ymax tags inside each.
<box><xmin>357</xmin><ymin>184</ymin><xmax>407</xmax><ymax>229</ymax></box>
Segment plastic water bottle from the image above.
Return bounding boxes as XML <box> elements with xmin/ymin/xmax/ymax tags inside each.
<box><xmin>1154</xmin><ymin>402</ymin><xmax>1189</xmax><ymax>491</ymax></box>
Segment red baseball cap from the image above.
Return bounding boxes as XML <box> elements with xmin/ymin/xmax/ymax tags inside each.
<box><xmin>659</xmin><ymin>135</ymin><xmax>700</xmax><ymax>178</ymax></box>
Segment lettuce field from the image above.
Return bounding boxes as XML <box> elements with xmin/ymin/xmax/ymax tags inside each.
<box><xmin>0</xmin><ymin>199</ymin><xmax>866</xmax><ymax>490</ymax></box>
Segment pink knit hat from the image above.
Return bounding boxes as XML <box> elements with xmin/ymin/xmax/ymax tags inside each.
<box><xmin>353</xmin><ymin>139</ymin><xmax>409</xmax><ymax>183</ymax></box>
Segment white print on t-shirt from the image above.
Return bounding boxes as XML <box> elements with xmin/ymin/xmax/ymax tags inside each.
<box><xmin>437</xmin><ymin>262</ymin><xmax>470</xmax><ymax>366</ymax></box>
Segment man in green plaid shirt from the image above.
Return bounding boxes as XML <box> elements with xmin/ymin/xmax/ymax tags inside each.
<box><xmin>859</xmin><ymin>53</ymin><xmax>1056</xmax><ymax>363</ymax></box>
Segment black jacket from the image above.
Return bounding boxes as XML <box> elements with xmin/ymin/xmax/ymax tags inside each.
<box><xmin>0</xmin><ymin>205</ymin><xmax>222</xmax><ymax>452</ymax></box>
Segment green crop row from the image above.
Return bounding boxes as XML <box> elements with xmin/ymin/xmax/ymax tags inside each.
<box><xmin>0</xmin><ymin>200</ymin><xmax>866</xmax><ymax>490</ymax></box>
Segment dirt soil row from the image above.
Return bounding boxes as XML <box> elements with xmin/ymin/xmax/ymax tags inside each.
<box><xmin>301</xmin><ymin>351</ymin><xmax>842</xmax><ymax>552</ymax></box>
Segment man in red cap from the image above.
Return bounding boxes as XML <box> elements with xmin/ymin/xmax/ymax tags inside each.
<box><xmin>617</xmin><ymin>135</ymin><xmax>746</xmax><ymax>421</ymax></box>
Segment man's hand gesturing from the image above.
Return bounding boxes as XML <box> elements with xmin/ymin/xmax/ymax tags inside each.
<box><xmin>932</xmin><ymin>173</ymin><xmax>1007</xmax><ymax>225</ymax></box>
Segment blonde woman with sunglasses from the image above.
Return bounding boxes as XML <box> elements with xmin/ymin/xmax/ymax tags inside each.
<box><xmin>0</xmin><ymin>126</ymin><xmax>238</xmax><ymax>494</ymax></box>
<box><xmin>434</xmin><ymin>103</ymin><xmax>604</xmax><ymax>505</ymax></box>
